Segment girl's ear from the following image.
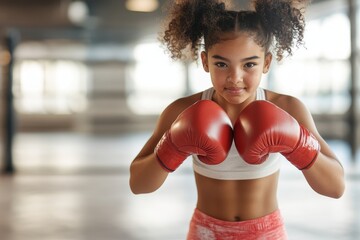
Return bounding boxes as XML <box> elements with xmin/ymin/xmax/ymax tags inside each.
<box><xmin>263</xmin><ymin>53</ymin><xmax>273</xmax><ymax>74</ymax></box>
<box><xmin>200</xmin><ymin>51</ymin><xmax>209</xmax><ymax>72</ymax></box>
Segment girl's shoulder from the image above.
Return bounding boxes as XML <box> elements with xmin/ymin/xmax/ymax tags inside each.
<box><xmin>264</xmin><ymin>89</ymin><xmax>311</xmax><ymax>125</ymax></box>
<box><xmin>141</xmin><ymin>92</ymin><xmax>204</xmax><ymax>155</ymax></box>
<box><xmin>163</xmin><ymin>92</ymin><xmax>203</xmax><ymax>117</ymax></box>
<box><xmin>154</xmin><ymin>92</ymin><xmax>203</xmax><ymax>133</ymax></box>
<box><xmin>264</xmin><ymin>89</ymin><xmax>301</xmax><ymax>107</ymax></box>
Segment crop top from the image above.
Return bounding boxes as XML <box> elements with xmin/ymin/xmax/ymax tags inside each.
<box><xmin>192</xmin><ymin>87</ymin><xmax>282</xmax><ymax>180</ymax></box>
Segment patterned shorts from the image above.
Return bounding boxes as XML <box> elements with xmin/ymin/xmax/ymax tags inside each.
<box><xmin>187</xmin><ymin>208</ymin><xmax>287</xmax><ymax>240</ymax></box>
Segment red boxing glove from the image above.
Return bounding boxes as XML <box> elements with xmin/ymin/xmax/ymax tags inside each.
<box><xmin>155</xmin><ymin>100</ymin><xmax>233</xmax><ymax>172</ymax></box>
<box><xmin>234</xmin><ymin>100</ymin><xmax>320</xmax><ymax>170</ymax></box>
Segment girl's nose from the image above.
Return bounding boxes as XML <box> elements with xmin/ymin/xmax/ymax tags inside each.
<box><xmin>227</xmin><ymin>68</ymin><xmax>243</xmax><ymax>83</ymax></box>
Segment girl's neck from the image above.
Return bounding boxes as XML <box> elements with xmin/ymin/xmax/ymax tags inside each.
<box><xmin>212</xmin><ymin>90</ymin><xmax>257</xmax><ymax>125</ymax></box>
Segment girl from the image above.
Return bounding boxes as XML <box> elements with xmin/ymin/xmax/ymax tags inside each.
<box><xmin>129</xmin><ymin>0</ymin><xmax>345</xmax><ymax>239</ymax></box>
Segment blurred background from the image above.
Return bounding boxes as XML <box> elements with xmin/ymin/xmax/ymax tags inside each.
<box><xmin>0</xmin><ymin>0</ymin><xmax>359</xmax><ymax>239</ymax></box>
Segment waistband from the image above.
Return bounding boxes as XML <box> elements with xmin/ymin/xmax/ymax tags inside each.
<box><xmin>192</xmin><ymin>208</ymin><xmax>284</xmax><ymax>232</ymax></box>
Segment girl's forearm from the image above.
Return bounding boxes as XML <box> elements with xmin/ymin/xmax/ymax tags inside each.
<box><xmin>302</xmin><ymin>153</ymin><xmax>345</xmax><ymax>198</ymax></box>
<box><xmin>129</xmin><ymin>153</ymin><xmax>169</xmax><ymax>194</ymax></box>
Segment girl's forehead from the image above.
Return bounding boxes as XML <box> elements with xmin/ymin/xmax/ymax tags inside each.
<box><xmin>209</xmin><ymin>33</ymin><xmax>264</xmax><ymax>53</ymax></box>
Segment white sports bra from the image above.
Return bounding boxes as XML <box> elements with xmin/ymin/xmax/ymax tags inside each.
<box><xmin>192</xmin><ymin>87</ymin><xmax>282</xmax><ymax>180</ymax></box>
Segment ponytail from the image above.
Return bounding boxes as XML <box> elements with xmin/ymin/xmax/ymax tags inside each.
<box><xmin>160</xmin><ymin>0</ymin><xmax>226</xmax><ymax>60</ymax></box>
<box><xmin>254</xmin><ymin>0</ymin><xmax>307</xmax><ymax>60</ymax></box>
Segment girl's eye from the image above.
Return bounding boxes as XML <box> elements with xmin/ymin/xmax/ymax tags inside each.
<box><xmin>215</xmin><ymin>62</ymin><xmax>227</xmax><ymax>68</ymax></box>
<box><xmin>244</xmin><ymin>62</ymin><xmax>256</xmax><ymax>68</ymax></box>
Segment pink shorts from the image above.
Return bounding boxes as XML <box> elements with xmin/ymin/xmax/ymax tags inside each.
<box><xmin>187</xmin><ymin>208</ymin><xmax>287</xmax><ymax>240</ymax></box>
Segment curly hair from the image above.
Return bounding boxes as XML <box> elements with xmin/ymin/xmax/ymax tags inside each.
<box><xmin>159</xmin><ymin>0</ymin><xmax>308</xmax><ymax>61</ymax></box>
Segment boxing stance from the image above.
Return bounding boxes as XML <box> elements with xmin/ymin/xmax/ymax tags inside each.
<box><xmin>130</xmin><ymin>0</ymin><xmax>345</xmax><ymax>239</ymax></box>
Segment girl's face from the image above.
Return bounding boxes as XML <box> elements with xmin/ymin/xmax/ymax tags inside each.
<box><xmin>201</xmin><ymin>32</ymin><xmax>272</xmax><ymax>106</ymax></box>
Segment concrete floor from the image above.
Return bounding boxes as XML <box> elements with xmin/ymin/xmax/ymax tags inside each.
<box><xmin>0</xmin><ymin>132</ymin><xmax>359</xmax><ymax>240</ymax></box>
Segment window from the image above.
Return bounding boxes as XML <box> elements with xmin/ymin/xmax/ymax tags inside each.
<box><xmin>270</xmin><ymin>12</ymin><xmax>351</xmax><ymax>114</ymax></box>
<box><xmin>13</xmin><ymin>60</ymin><xmax>88</xmax><ymax>114</ymax></box>
<box><xmin>127</xmin><ymin>42</ymin><xmax>186</xmax><ymax>115</ymax></box>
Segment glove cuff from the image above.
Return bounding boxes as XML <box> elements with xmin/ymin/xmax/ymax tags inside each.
<box><xmin>284</xmin><ymin>126</ymin><xmax>320</xmax><ymax>170</ymax></box>
<box><xmin>154</xmin><ymin>132</ymin><xmax>187</xmax><ymax>172</ymax></box>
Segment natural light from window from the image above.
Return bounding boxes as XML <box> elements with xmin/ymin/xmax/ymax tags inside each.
<box><xmin>271</xmin><ymin>12</ymin><xmax>351</xmax><ymax>114</ymax></box>
<box><xmin>14</xmin><ymin>60</ymin><xmax>88</xmax><ymax>114</ymax></box>
<box><xmin>127</xmin><ymin>42</ymin><xmax>186</xmax><ymax>115</ymax></box>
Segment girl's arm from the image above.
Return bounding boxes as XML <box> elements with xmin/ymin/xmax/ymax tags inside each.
<box><xmin>129</xmin><ymin>137</ymin><xmax>169</xmax><ymax>194</ymax></box>
<box><xmin>129</xmin><ymin>97</ymin><xmax>197</xmax><ymax>194</ymax></box>
<box><xmin>286</xmin><ymin>97</ymin><xmax>345</xmax><ymax>198</ymax></box>
<box><xmin>129</xmin><ymin>103</ymin><xmax>176</xmax><ymax>194</ymax></box>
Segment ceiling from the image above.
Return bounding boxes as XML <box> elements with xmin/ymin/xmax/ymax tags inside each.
<box><xmin>0</xmin><ymin>0</ymin><xmax>338</xmax><ymax>46</ymax></box>
<box><xmin>0</xmin><ymin>0</ymin><xmax>171</xmax><ymax>44</ymax></box>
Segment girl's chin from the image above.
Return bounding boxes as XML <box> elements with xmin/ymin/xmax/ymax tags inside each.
<box><xmin>223</xmin><ymin>96</ymin><xmax>247</xmax><ymax>105</ymax></box>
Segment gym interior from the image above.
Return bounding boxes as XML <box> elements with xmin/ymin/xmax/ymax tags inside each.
<box><xmin>0</xmin><ymin>0</ymin><xmax>359</xmax><ymax>239</ymax></box>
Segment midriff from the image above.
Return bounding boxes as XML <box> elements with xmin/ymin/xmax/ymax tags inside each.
<box><xmin>194</xmin><ymin>171</ymin><xmax>280</xmax><ymax>222</ymax></box>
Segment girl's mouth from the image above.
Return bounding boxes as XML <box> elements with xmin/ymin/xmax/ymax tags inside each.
<box><xmin>225</xmin><ymin>87</ymin><xmax>245</xmax><ymax>95</ymax></box>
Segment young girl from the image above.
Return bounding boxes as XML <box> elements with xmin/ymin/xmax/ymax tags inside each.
<box><xmin>129</xmin><ymin>0</ymin><xmax>345</xmax><ymax>239</ymax></box>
